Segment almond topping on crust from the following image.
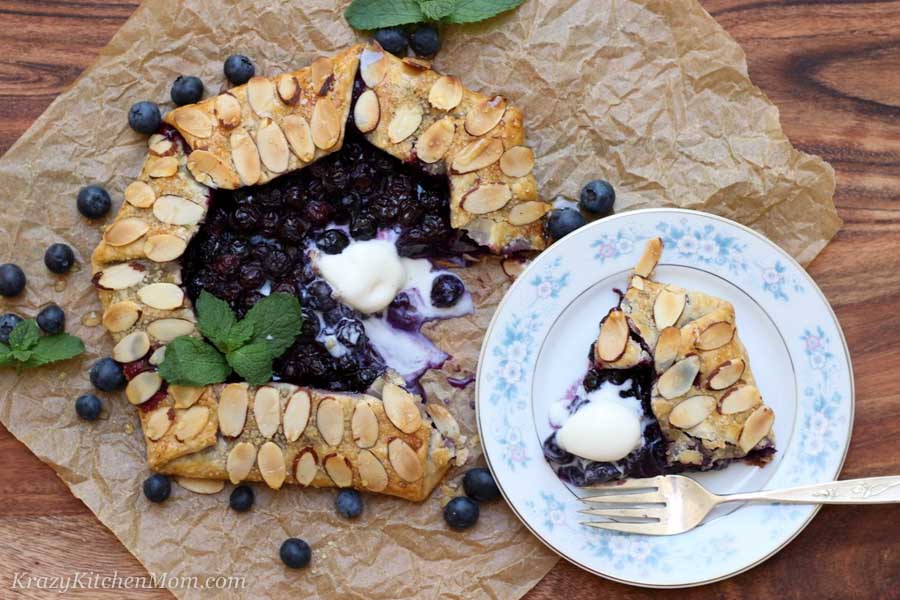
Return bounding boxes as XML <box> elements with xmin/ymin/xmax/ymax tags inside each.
<box><xmin>282</xmin><ymin>115</ymin><xmax>315</xmax><ymax>162</ymax></box>
<box><xmin>354</xmin><ymin>89</ymin><xmax>380</xmax><ymax>133</ymax></box>
<box><xmin>230</xmin><ymin>128</ymin><xmax>261</xmax><ymax>185</ymax></box>
<box><xmin>696</xmin><ymin>321</ymin><xmax>735</xmax><ymax>351</ymax></box>
<box><xmin>137</xmin><ymin>282</ymin><xmax>184</xmax><ymax>310</ymax></box>
<box><xmin>214</xmin><ymin>93</ymin><xmax>242</xmax><ymax>128</ymax></box>
<box><xmin>426</xmin><ymin>403</ymin><xmax>460</xmax><ymax>440</ymax></box>
<box><xmin>247</xmin><ymin>76</ymin><xmax>275</xmax><ymax>117</ymax></box>
<box><xmin>415</xmin><ymin>117</ymin><xmax>455</xmax><ymax>163</ymax></box>
<box><xmin>316</xmin><ymin>396</ymin><xmax>344</xmax><ymax>446</ymax></box>
<box><xmin>148</xmin><ymin>346</ymin><xmax>166</xmax><ymax>366</ymax></box>
<box><xmin>719</xmin><ymin>385</ymin><xmax>762</xmax><ymax>415</ymax></box>
<box><xmin>187</xmin><ymin>150</ymin><xmax>239</xmax><ymax>188</ymax></box>
<box><xmin>388</xmin><ymin>438</ymin><xmax>423</xmax><ymax>482</ymax></box>
<box><xmin>148</xmin><ymin>135</ymin><xmax>174</xmax><ymax>156</ymax></box>
<box><xmin>97</xmin><ymin>263</ymin><xmax>146</xmax><ymax>290</ymax></box>
<box><xmin>387</xmin><ymin>104</ymin><xmax>423</xmax><ymax>144</ymax></box>
<box><xmin>707</xmin><ymin>358</ymin><xmax>746</xmax><ymax>391</ymax></box>
<box><xmin>311</xmin><ymin>98</ymin><xmax>342</xmax><ymax>150</ymax></box>
<box><xmin>634</xmin><ymin>238</ymin><xmax>663</xmax><ymax>277</ymax></box>
<box><xmin>357</xmin><ymin>449</ymin><xmax>388</xmax><ymax>492</ymax></box>
<box><xmin>658</xmin><ymin>355</ymin><xmax>701</xmax><ymax>399</ymax></box>
<box><xmin>668</xmin><ymin>395</ymin><xmax>716</xmax><ymax>429</ymax></box>
<box><xmin>654</xmin><ymin>326</ymin><xmax>682</xmax><ymax>373</ymax></box>
<box><xmin>653</xmin><ymin>289</ymin><xmax>686</xmax><ymax>329</ymax></box>
<box><xmin>125</xmin><ymin>181</ymin><xmax>156</xmax><ymax>208</ymax></box>
<box><xmin>146</xmin><ymin>407</ymin><xmax>173</xmax><ymax>440</ymax></box>
<box><xmin>428</xmin><ymin>75</ymin><xmax>463</xmax><ymax>110</ymax></box>
<box><xmin>465</xmin><ymin>95</ymin><xmax>507</xmax><ymax>136</ymax></box>
<box><xmin>126</xmin><ymin>370</ymin><xmax>161</xmax><ymax>405</ymax></box>
<box><xmin>461</xmin><ymin>183</ymin><xmax>512</xmax><ymax>215</ymax></box>
<box><xmin>508</xmin><ymin>201</ymin><xmax>548</xmax><ymax>226</ymax></box>
<box><xmin>360</xmin><ymin>45</ymin><xmax>387</xmax><ymax>87</ymax></box>
<box><xmin>113</xmin><ymin>330</ymin><xmax>150</xmax><ymax>363</ymax></box>
<box><xmin>175</xmin><ymin>477</ymin><xmax>224</xmax><ymax>494</ymax></box>
<box><xmin>153</xmin><ymin>195</ymin><xmax>205</xmax><ymax>226</ymax></box>
<box><xmin>451</xmin><ymin>137</ymin><xmax>503</xmax><ymax>173</ymax></box>
<box><xmin>294</xmin><ymin>448</ymin><xmax>318</xmax><ymax>486</ymax></box>
<box><xmin>173</xmin><ymin>107</ymin><xmax>214</xmax><ymax>139</ymax></box>
<box><xmin>227</xmin><ymin>442</ymin><xmax>257</xmax><ymax>484</ymax></box>
<box><xmin>499</xmin><ymin>146</ymin><xmax>535</xmax><ymax>178</ymax></box>
<box><xmin>147</xmin><ymin>156</ymin><xmax>179</xmax><ymax>178</ymax></box>
<box><xmin>351</xmin><ymin>401</ymin><xmax>379</xmax><ymax>448</ymax></box>
<box><xmin>283</xmin><ymin>389</ymin><xmax>311</xmax><ymax>443</ymax></box>
<box><xmin>383</xmin><ymin>383</ymin><xmax>422</xmax><ymax>434</ymax></box>
<box><xmin>254</xmin><ymin>386</ymin><xmax>281</xmax><ymax>439</ymax></box>
<box><xmin>324</xmin><ymin>454</ymin><xmax>353</xmax><ymax>487</ymax></box>
<box><xmin>596</xmin><ymin>309</ymin><xmax>629</xmax><ymax>362</ymax></box>
<box><xmin>147</xmin><ymin>318</ymin><xmax>194</xmax><ymax>342</ymax></box>
<box><xmin>102</xmin><ymin>301</ymin><xmax>141</xmax><ymax>333</ymax></box>
<box><xmin>257</xmin><ymin>441</ymin><xmax>286</xmax><ymax>489</ymax></box>
<box><xmin>170</xmin><ymin>385</ymin><xmax>204</xmax><ymax>409</ymax></box>
<box><xmin>218</xmin><ymin>383</ymin><xmax>249</xmax><ymax>437</ymax></box>
<box><xmin>311</xmin><ymin>57</ymin><xmax>334</xmax><ymax>94</ymax></box>
<box><xmin>738</xmin><ymin>406</ymin><xmax>774</xmax><ymax>453</ymax></box>
<box><xmin>144</xmin><ymin>234</ymin><xmax>187</xmax><ymax>262</ymax></box>
<box><xmin>257</xmin><ymin>120</ymin><xmax>291</xmax><ymax>174</ymax></box>
<box><xmin>276</xmin><ymin>74</ymin><xmax>301</xmax><ymax>105</ymax></box>
<box><xmin>402</xmin><ymin>57</ymin><xmax>431</xmax><ymax>71</ymax></box>
<box><xmin>174</xmin><ymin>405</ymin><xmax>209</xmax><ymax>441</ymax></box>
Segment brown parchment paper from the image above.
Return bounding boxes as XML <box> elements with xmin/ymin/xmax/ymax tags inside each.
<box><xmin>0</xmin><ymin>0</ymin><xmax>838</xmax><ymax>598</ymax></box>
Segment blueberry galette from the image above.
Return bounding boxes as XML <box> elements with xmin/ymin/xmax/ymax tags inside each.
<box><xmin>91</xmin><ymin>44</ymin><xmax>550</xmax><ymax>501</ymax></box>
<box><xmin>544</xmin><ymin>238</ymin><xmax>776</xmax><ymax>486</ymax></box>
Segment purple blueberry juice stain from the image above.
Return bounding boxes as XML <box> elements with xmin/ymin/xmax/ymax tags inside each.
<box><xmin>447</xmin><ymin>375</ymin><xmax>475</xmax><ymax>389</ymax></box>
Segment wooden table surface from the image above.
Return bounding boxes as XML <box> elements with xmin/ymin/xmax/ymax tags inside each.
<box><xmin>1</xmin><ymin>1</ymin><xmax>898</xmax><ymax>598</ymax></box>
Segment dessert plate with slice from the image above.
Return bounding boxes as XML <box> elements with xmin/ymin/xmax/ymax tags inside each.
<box><xmin>477</xmin><ymin>208</ymin><xmax>853</xmax><ymax>587</ymax></box>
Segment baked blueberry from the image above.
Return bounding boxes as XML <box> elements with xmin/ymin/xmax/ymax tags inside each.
<box><xmin>76</xmin><ymin>185</ymin><xmax>112</xmax><ymax>219</ymax></box>
<box><xmin>171</xmin><ymin>75</ymin><xmax>204</xmax><ymax>106</ymax></box>
<box><xmin>306</xmin><ymin>280</ymin><xmax>337</xmax><ymax>311</ymax></box>
<box><xmin>374</xmin><ymin>27</ymin><xmax>409</xmax><ymax>56</ymax></box>
<box><xmin>224</xmin><ymin>54</ymin><xmax>255</xmax><ymax>85</ymax></box>
<box><xmin>75</xmin><ymin>394</ymin><xmax>103</xmax><ymax>421</ymax></box>
<box><xmin>579</xmin><ymin>180</ymin><xmax>615</xmax><ymax>216</ymax></box>
<box><xmin>316</xmin><ymin>229</ymin><xmax>350</xmax><ymax>255</ymax></box>
<box><xmin>463</xmin><ymin>468</ymin><xmax>501</xmax><ymax>502</ymax></box>
<box><xmin>279</xmin><ymin>538</ymin><xmax>311</xmax><ymax>569</ymax></box>
<box><xmin>430</xmin><ymin>273</ymin><xmax>465</xmax><ymax>308</ymax></box>
<box><xmin>335</xmin><ymin>489</ymin><xmax>364</xmax><ymax>519</ymax></box>
<box><xmin>229</xmin><ymin>485</ymin><xmax>255</xmax><ymax>512</ymax></box>
<box><xmin>0</xmin><ymin>313</ymin><xmax>23</xmax><ymax>344</ymax></box>
<box><xmin>142</xmin><ymin>474</ymin><xmax>171</xmax><ymax>503</ymax></box>
<box><xmin>128</xmin><ymin>101</ymin><xmax>161</xmax><ymax>135</ymax></box>
<box><xmin>44</xmin><ymin>243</ymin><xmax>76</xmax><ymax>273</ymax></box>
<box><xmin>349</xmin><ymin>213</ymin><xmax>377</xmax><ymax>240</ymax></box>
<box><xmin>0</xmin><ymin>264</ymin><xmax>26</xmax><ymax>297</ymax></box>
<box><xmin>409</xmin><ymin>25</ymin><xmax>441</xmax><ymax>57</ymax></box>
<box><xmin>336</xmin><ymin>319</ymin><xmax>365</xmax><ymax>347</ymax></box>
<box><xmin>89</xmin><ymin>357</ymin><xmax>126</xmax><ymax>392</ymax></box>
<box><xmin>545</xmin><ymin>208</ymin><xmax>586</xmax><ymax>241</ymax></box>
<box><xmin>36</xmin><ymin>304</ymin><xmax>65</xmax><ymax>334</ymax></box>
<box><xmin>443</xmin><ymin>496</ymin><xmax>479</xmax><ymax>530</ymax></box>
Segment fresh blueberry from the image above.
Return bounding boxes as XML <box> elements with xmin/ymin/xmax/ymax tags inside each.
<box><xmin>44</xmin><ymin>243</ymin><xmax>76</xmax><ymax>274</ymax></box>
<box><xmin>463</xmin><ymin>468</ymin><xmax>501</xmax><ymax>502</ymax></box>
<box><xmin>443</xmin><ymin>496</ymin><xmax>479</xmax><ymax>530</ymax></box>
<box><xmin>0</xmin><ymin>313</ymin><xmax>23</xmax><ymax>344</ymax></box>
<box><xmin>335</xmin><ymin>489</ymin><xmax>364</xmax><ymax>519</ymax></box>
<box><xmin>409</xmin><ymin>25</ymin><xmax>441</xmax><ymax>57</ymax></box>
<box><xmin>224</xmin><ymin>54</ymin><xmax>256</xmax><ymax>85</ymax></box>
<box><xmin>374</xmin><ymin>27</ymin><xmax>409</xmax><ymax>56</ymax></box>
<box><xmin>545</xmin><ymin>208</ymin><xmax>586</xmax><ymax>241</ymax></box>
<box><xmin>430</xmin><ymin>273</ymin><xmax>465</xmax><ymax>308</ymax></box>
<box><xmin>75</xmin><ymin>394</ymin><xmax>103</xmax><ymax>421</ymax></box>
<box><xmin>579</xmin><ymin>180</ymin><xmax>615</xmax><ymax>216</ymax></box>
<box><xmin>76</xmin><ymin>185</ymin><xmax>112</xmax><ymax>219</ymax></box>
<box><xmin>0</xmin><ymin>264</ymin><xmax>26</xmax><ymax>297</ymax></box>
<box><xmin>36</xmin><ymin>304</ymin><xmax>65</xmax><ymax>334</ymax></box>
<box><xmin>128</xmin><ymin>101</ymin><xmax>162</xmax><ymax>135</ymax></box>
<box><xmin>143</xmin><ymin>474</ymin><xmax>171</xmax><ymax>503</ymax></box>
<box><xmin>170</xmin><ymin>75</ymin><xmax>204</xmax><ymax>106</ymax></box>
<box><xmin>279</xmin><ymin>538</ymin><xmax>312</xmax><ymax>569</ymax></box>
<box><xmin>89</xmin><ymin>357</ymin><xmax>126</xmax><ymax>392</ymax></box>
<box><xmin>316</xmin><ymin>229</ymin><xmax>350</xmax><ymax>255</ymax></box>
<box><xmin>229</xmin><ymin>485</ymin><xmax>255</xmax><ymax>512</ymax></box>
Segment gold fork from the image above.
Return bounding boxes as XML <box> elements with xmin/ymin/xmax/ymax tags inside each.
<box><xmin>580</xmin><ymin>474</ymin><xmax>900</xmax><ymax>535</ymax></box>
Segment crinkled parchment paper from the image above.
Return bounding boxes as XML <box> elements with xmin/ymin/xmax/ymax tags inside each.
<box><xmin>0</xmin><ymin>0</ymin><xmax>838</xmax><ymax>598</ymax></box>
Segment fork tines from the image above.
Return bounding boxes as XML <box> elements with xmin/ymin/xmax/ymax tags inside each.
<box><xmin>579</xmin><ymin>476</ymin><xmax>669</xmax><ymax>533</ymax></box>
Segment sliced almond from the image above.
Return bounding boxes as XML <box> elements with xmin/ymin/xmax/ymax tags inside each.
<box><xmin>282</xmin><ymin>115</ymin><xmax>315</xmax><ymax>162</ymax></box>
<box><xmin>294</xmin><ymin>448</ymin><xmax>318</xmax><ymax>486</ymax></box>
<box><xmin>508</xmin><ymin>201</ymin><xmax>548</xmax><ymax>226</ymax></box>
<box><xmin>214</xmin><ymin>93</ymin><xmax>242</xmax><ymax>128</ymax></box>
<box><xmin>276</xmin><ymin>74</ymin><xmax>300</xmax><ymax>105</ymax></box>
<box><xmin>696</xmin><ymin>321</ymin><xmax>735</xmax><ymax>351</ymax></box>
<box><xmin>415</xmin><ymin>117</ymin><xmax>454</xmax><ymax>163</ymax></box>
<box><xmin>147</xmin><ymin>318</ymin><xmax>194</xmax><ymax>342</ymax></box>
<box><xmin>634</xmin><ymin>238</ymin><xmax>663</xmax><ymax>277</ymax></box>
<box><xmin>657</xmin><ymin>355</ymin><xmax>701</xmax><ymax>399</ymax></box>
<box><xmin>174</xmin><ymin>405</ymin><xmax>210</xmax><ymax>441</ymax></box>
<box><xmin>708</xmin><ymin>358</ymin><xmax>746</xmax><ymax>391</ymax></box>
<box><xmin>465</xmin><ymin>95</ymin><xmax>507</xmax><ymax>136</ymax></box>
<box><xmin>382</xmin><ymin>383</ymin><xmax>423</xmax><ymax>434</ymax></box>
<box><xmin>388</xmin><ymin>438</ymin><xmax>423</xmax><ymax>482</ymax></box>
<box><xmin>97</xmin><ymin>263</ymin><xmax>146</xmax><ymax>290</ymax></box>
<box><xmin>144</xmin><ymin>234</ymin><xmax>187</xmax><ymax>262</ymax></box>
<box><xmin>654</xmin><ymin>289</ymin><xmax>686</xmax><ymax>329</ymax></box>
<box><xmin>187</xmin><ymin>150</ymin><xmax>239</xmax><ymax>188</ymax></box>
<box><xmin>668</xmin><ymin>395</ymin><xmax>716</xmax><ymax>429</ymax></box>
<box><xmin>257</xmin><ymin>441</ymin><xmax>286</xmax><ymax>489</ymax></box>
<box><xmin>148</xmin><ymin>346</ymin><xmax>166</xmax><ymax>366</ymax></box>
<box><xmin>501</xmin><ymin>257</ymin><xmax>528</xmax><ymax>278</ymax></box>
<box><xmin>137</xmin><ymin>282</ymin><xmax>184</xmax><ymax>310</ymax></box>
<box><xmin>256</xmin><ymin>120</ymin><xmax>290</xmax><ymax>173</ymax></box>
<box><xmin>126</xmin><ymin>370</ymin><xmax>161</xmax><ymax>405</ymax></box>
<box><xmin>170</xmin><ymin>384</ymin><xmax>204</xmax><ymax>409</ymax></box>
<box><xmin>451</xmin><ymin>137</ymin><xmax>503</xmax><ymax>173</ymax></box>
<box><xmin>148</xmin><ymin>135</ymin><xmax>174</xmax><ymax>156</ymax></box>
<box><xmin>226</xmin><ymin>442</ymin><xmax>256</xmax><ymax>484</ymax></box>
<box><xmin>218</xmin><ymin>383</ymin><xmax>249</xmax><ymax>437</ymax></box>
<box><xmin>173</xmin><ymin>107</ymin><xmax>214</xmax><ymax>139</ymax></box>
<box><xmin>426</xmin><ymin>403</ymin><xmax>460</xmax><ymax>440</ymax></box>
<box><xmin>311</xmin><ymin>98</ymin><xmax>341</xmax><ymax>150</ymax></box>
<box><xmin>654</xmin><ymin>326</ymin><xmax>682</xmax><ymax>373</ymax></box>
<box><xmin>283</xmin><ymin>389</ymin><xmax>311</xmax><ymax>442</ymax></box>
<box><xmin>738</xmin><ymin>406</ymin><xmax>774</xmax><ymax>453</ymax></box>
<box><xmin>360</xmin><ymin>45</ymin><xmax>387</xmax><ymax>87</ymax></box>
<box><xmin>153</xmin><ymin>195</ymin><xmax>205</xmax><ymax>226</ymax></box>
<box><xmin>401</xmin><ymin>57</ymin><xmax>431</xmax><ymax>71</ymax></box>
<box><xmin>324</xmin><ymin>454</ymin><xmax>353</xmax><ymax>487</ymax></box>
<box><xmin>146</xmin><ymin>407</ymin><xmax>173</xmax><ymax>440</ymax></box>
<box><xmin>254</xmin><ymin>386</ymin><xmax>281</xmax><ymax>439</ymax></box>
<box><xmin>387</xmin><ymin>104</ymin><xmax>423</xmax><ymax>144</ymax></box>
<box><xmin>316</xmin><ymin>396</ymin><xmax>344</xmax><ymax>446</ymax></box>
<box><xmin>461</xmin><ymin>183</ymin><xmax>512</xmax><ymax>215</ymax></box>
<box><xmin>428</xmin><ymin>75</ymin><xmax>463</xmax><ymax>111</ymax></box>
<box><xmin>719</xmin><ymin>385</ymin><xmax>763</xmax><ymax>415</ymax></box>
<box><xmin>596</xmin><ymin>309</ymin><xmax>629</xmax><ymax>363</ymax></box>
<box><xmin>230</xmin><ymin>128</ymin><xmax>261</xmax><ymax>185</ymax></box>
<box><xmin>357</xmin><ymin>449</ymin><xmax>388</xmax><ymax>492</ymax></box>
<box><xmin>353</xmin><ymin>89</ymin><xmax>380</xmax><ymax>133</ymax></box>
<box><xmin>247</xmin><ymin>76</ymin><xmax>275</xmax><ymax>117</ymax></box>
<box><xmin>113</xmin><ymin>330</ymin><xmax>150</xmax><ymax>363</ymax></box>
<box><xmin>102</xmin><ymin>301</ymin><xmax>141</xmax><ymax>333</ymax></box>
<box><xmin>351</xmin><ymin>401</ymin><xmax>379</xmax><ymax>448</ymax></box>
<box><xmin>175</xmin><ymin>477</ymin><xmax>224</xmax><ymax>494</ymax></box>
<box><xmin>499</xmin><ymin>146</ymin><xmax>535</xmax><ymax>178</ymax></box>
<box><xmin>147</xmin><ymin>156</ymin><xmax>179</xmax><ymax>178</ymax></box>
<box><xmin>311</xmin><ymin>56</ymin><xmax>334</xmax><ymax>93</ymax></box>
<box><xmin>125</xmin><ymin>181</ymin><xmax>156</xmax><ymax>208</ymax></box>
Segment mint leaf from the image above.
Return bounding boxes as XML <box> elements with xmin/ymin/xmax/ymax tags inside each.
<box><xmin>420</xmin><ymin>0</ymin><xmax>457</xmax><ymax>20</ymax></box>
<box><xmin>224</xmin><ymin>320</ymin><xmax>254</xmax><ymax>353</ymax></box>
<box><xmin>445</xmin><ymin>0</ymin><xmax>524</xmax><ymax>23</ymax></box>
<box><xmin>196</xmin><ymin>290</ymin><xmax>237</xmax><ymax>352</ymax></box>
<box><xmin>24</xmin><ymin>334</ymin><xmax>85</xmax><ymax>367</ymax></box>
<box><xmin>345</xmin><ymin>0</ymin><xmax>425</xmax><ymax>29</ymax></box>
<box><xmin>9</xmin><ymin>319</ymin><xmax>40</xmax><ymax>351</ymax></box>
<box><xmin>0</xmin><ymin>344</ymin><xmax>16</xmax><ymax>367</ymax></box>
<box><xmin>242</xmin><ymin>293</ymin><xmax>303</xmax><ymax>357</ymax></box>
<box><xmin>158</xmin><ymin>336</ymin><xmax>231</xmax><ymax>386</ymax></box>
<box><xmin>12</xmin><ymin>349</ymin><xmax>33</xmax><ymax>362</ymax></box>
<box><xmin>227</xmin><ymin>342</ymin><xmax>274</xmax><ymax>386</ymax></box>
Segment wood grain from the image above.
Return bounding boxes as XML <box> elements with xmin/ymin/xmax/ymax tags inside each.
<box><xmin>0</xmin><ymin>0</ymin><xmax>898</xmax><ymax>598</ymax></box>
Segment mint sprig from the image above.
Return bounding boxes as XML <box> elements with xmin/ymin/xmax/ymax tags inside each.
<box><xmin>158</xmin><ymin>292</ymin><xmax>303</xmax><ymax>387</ymax></box>
<box><xmin>345</xmin><ymin>0</ymin><xmax>525</xmax><ymax>30</ymax></box>
<box><xmin>0</xmin><ymin>319</ymin><xmax>84</xmax><ymax>370</ymax></box>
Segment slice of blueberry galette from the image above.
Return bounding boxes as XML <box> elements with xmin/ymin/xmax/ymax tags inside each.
<box><xmin>544</xmin><ymin>238</ymin><xmax>776</xmax><ymax>486</ymax></box>
<box><xmin>91</xmin><ymin>44</ymin><xmax>550</xmax><ymax>501</ymax></box>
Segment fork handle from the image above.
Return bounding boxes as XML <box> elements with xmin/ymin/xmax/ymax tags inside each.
<box><xmin>720</xmin><ymin>476</ymin><xmax>900</xmax><ymax>505</ymax></box>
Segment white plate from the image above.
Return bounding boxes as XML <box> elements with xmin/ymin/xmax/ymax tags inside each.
<box><xmin>476</xmin><ymin>209</ymin><xmax>853</xmax><ymax>587</ymax></box>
